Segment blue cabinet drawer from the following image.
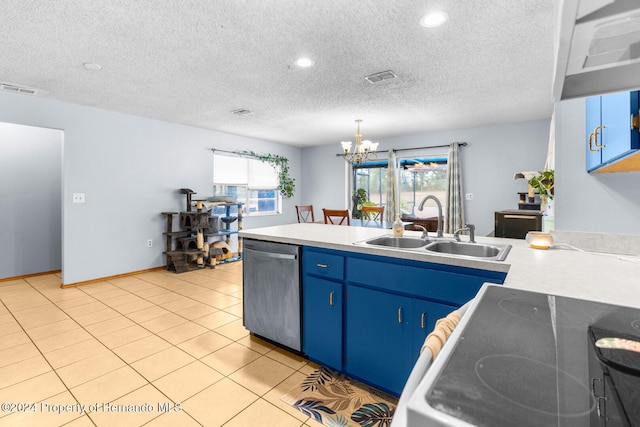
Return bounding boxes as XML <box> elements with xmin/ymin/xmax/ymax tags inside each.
<box><xmin>346</xmin><ymin>257</ymin><xmax>502</xmax><ymax>306</ymax></box>
<box><xmin>303</xmin><ymin>248</ymin><xmax>345</xmax><ymax>281</ymax></box>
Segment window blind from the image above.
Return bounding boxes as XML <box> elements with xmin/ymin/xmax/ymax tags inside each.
<box><xmin>213</xmin><ymin>154</ymin><xmax>247</xmax><ymax>184</ymax></box>
<box><xmin>213</xmin><ymin>153</ymin><xmax>278</xmax><ymax>188</ymax></box>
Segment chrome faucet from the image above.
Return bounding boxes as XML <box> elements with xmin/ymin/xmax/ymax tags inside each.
<box><xmin>418</xmin><ymin>195</ymin><xmax>443</xmax><ymax>238</ymax></box>
<box><xmin>412</xmin><ymin>224</ymin><xmax>429</xmax><ymax>241</ymax></box>
<box><xmin>454</xmin><ymin>223</ymin><xmax>476</xmax><ymax>243</ymax></box>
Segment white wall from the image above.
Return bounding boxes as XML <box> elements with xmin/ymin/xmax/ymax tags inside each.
<box><xmin>300</xmin><ymin>144</ymin><xmax>350</xmax><ymax>213</ymax></box>
<box><xmin>12</xmin><ymin>85</ymin><xmax>635</xmax><ymax>283</ymax></box>
<box><xmin>0</xmin><ymin>91</ymin><xmax>302</xmax><ymax>284</ymax></box>
<box><xmin>0</xmin><ymin>123</ymin><xmax>62</xmax><ymax>278</ymax></box>
<box><xmin>302</xmin><ymin>119</ymin><xmax>551</xmax><ymax>236</ymax></box>
<box><xmin>555</xmin><ymin>98</ymin><xmax>640</xmax><ymax>234</ymax></box>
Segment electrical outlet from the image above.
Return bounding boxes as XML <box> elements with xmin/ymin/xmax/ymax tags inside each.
<box><xmin>72</xmin><ymin>193</ymin><xmax>85</xmax><ymax>203</ymax></box>
<box><xmin>147</xmin><ymin>239</ymin><xmax>153</xmax><ymax>247</ymax></box>
<box><xmin>465</xmin><ymin>193</ymin><xmax>474</xmax><ymax>200</ymax></box>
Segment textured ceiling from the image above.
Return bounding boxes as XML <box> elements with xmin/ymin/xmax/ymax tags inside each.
<box><xmin>0</xmin><ymin>1</ymin><xmax>555</xmax><ymax>147</ymax></box>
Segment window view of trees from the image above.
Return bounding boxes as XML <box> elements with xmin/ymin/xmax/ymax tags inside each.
<box><xmin>353</xmin><ymin>159</ymin><xmax>447</xmax><ymax>219</ymax></box>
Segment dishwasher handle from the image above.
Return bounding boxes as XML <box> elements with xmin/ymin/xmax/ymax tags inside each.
<box><xmin>244</xmin><ymin>247</ymin><xmax>298</xmax><ymax>260</ymax></box>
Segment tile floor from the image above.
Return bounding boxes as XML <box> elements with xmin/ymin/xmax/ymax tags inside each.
<box><xmin>0</xmin><ymin>263</ymin><xmax>324</xmax><ymax>426</ymax></box>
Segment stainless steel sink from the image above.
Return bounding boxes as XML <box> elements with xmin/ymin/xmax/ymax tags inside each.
<box><xmin>424</xmin><ymin>241</ymin><xmax>511</xmax><ymax>261</ymax></box>
<box><xmin>360</xmin><ymin>236</ymin><xmax>429</xmax><ymax>249</ymax></box>
<box><xmin>354</xmin><ymin>235</ymin><xmax>511</xmax><ymax>261</ymax></box>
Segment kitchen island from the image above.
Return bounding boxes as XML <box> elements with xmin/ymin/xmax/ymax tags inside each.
<box><xmin>240</xmin><ymin>223</ymin><xmax>640</xmax><ymax>397</ymax></box>
<box><xmin>240</xmin><ymin>222</ymin><xmax>640</xmax><ymax>309</ymax></box>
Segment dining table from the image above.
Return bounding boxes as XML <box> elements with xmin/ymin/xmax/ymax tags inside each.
<box><xmin>349</xmin><ymin>219</ymin><xmax>413</xmax><ymax>229</ymax></box>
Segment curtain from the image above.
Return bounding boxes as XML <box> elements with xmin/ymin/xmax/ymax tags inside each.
<box><xmin>544</xmin><ymin>110</ymin><xmax>555</xmax><ymax>171</ymax></box>
<box><xmin>444</xmin><ymin>142</ymin><xmax>464</xmax><ymax>233</ymax></box>
<box><xmin>384</xmin><ymin>149</ymin><xmax>398</xmax><ymax>222</ymax></box>
<box><xmin>543</xmin><ymin>110</ymin><xmax>555</xmax><ymax>217</ymax></box>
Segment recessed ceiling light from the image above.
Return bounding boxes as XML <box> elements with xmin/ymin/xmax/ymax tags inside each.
<box><xmin>83</xmin><ymin>63</ymin><xmax>102</xmax><ymax>71</ymax></box>
<box><xmin>419</xmin><ymin>11</ymin><xmax>449</xmax><ymax>28</ymax></box>
<box><xmin>295</xmin><ymin>57</ymin><xmax>314</xmax><ymax>68</ymax></box>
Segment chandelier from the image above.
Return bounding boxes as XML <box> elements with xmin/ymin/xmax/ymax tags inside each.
<box><xmin>340</xmin><ymin>119</ymin><xmax>378</xmax><ymax>165</ymax></box>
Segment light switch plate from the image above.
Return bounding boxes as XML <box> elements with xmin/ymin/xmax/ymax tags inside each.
<box><xmin>72</xmin><ymin>193</ymin><xmax>85</xmax><ymax>203</ymax></box>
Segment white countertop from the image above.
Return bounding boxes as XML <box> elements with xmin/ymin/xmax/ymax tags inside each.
<box><xmin>240</xmin><ymin>223</ymin><xmax>640</xmax><ymax>309</ymax></box>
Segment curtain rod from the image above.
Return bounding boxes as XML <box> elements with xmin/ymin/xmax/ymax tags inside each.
<box><xmin>393</xmin><ymin>142</ymin><xmax>467</xmax><ymax>152</ymax></box>
<box><xmin>211</xmin><ymin>148</ymin><xmax>247</xmax><ymax>156</ymax></box>
<box><xmin>211</xmin><ymin>148</ymin><xmax>268</xmax><ymax>160</ymax></box>
<box><xmin>213</xmin><ymin>143</ymin><xmax>467</xmax><ymax>159</ymax></box>
<box><xmin>335</xmin><ymin>142</ymin><xmax>467</xmax><ymax>157</ymax></box>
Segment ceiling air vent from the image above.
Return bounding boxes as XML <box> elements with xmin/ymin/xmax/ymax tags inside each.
<box><xmin>231</xmin><ymin>108</ymin><xmax>252</xmax><ymax>116</ymax></box>
<box><xmin>365</xmin><ymin>70</ymin><xmax>398</xmax><ymax>84</ymax></box>
<box><xmin>1</xmin><ymin>83</ymin><xmax>37</xmax><ymax>95</ymax></box>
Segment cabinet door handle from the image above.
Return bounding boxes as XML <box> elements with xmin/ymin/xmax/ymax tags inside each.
<box><xmin>316</xmin><ymin>263</ymin><xmax>329</xmax><ymax>268</ymax></box>
<box><xmin>421</xmin><ymin>312</ymin><xmax>426</xmax><ymax>329</ymax></box>
<box><xmin>593</xmin><ymin>125</ymin><xmax>605</xmax><ymax>148</ymax></box>
<box><xmin>596</xmin><ymin>396</ymin><xmax>607</xmax><ymax>419</ymax></box>
<box><xmin>397</xmin><ymin>307</ymin><xmax>403</xmax><ymax>323</ymax></box>
<box><xmin>504</xmin><ymin>215</ymin><xmax>538</xmax><ymax>220</ymax></box>
<box><xmin>591</xmin><ymin>377</ymin><xmax>603</xmax><ymax>397</ymax></box>
<box><xmin>632</xmin><ymin>110</ymin><xmax>639</xmax><ymax>131</ymax></box>
<box><xmin>329</xmin><ymin>291</ymin><xmax>335</xmax><ymax>306</ymax></box>
<box><xmin>588</xmin><ymin>132</ymin><xmax>599</xmax><ymax>152</ymax></box>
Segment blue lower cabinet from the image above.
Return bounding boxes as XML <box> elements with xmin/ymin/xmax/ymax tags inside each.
<box><xmin>301</xmin><ymin>246</ymin><xmax>505</xmax><ymax>397</ymax></box>
<box><xmin>411</xmin><ymin>298</ymin><xmax>457</xmax><ymax>360</ymax></box>
<box><xmin>344</xmin><ymin>284</ymin><xmax>414</xmax><ymax>396</ymax></box>
<box><xmin>303</xmin><ymin>276</ymin><xmax>343</xmax><ymax>370</ymax></box>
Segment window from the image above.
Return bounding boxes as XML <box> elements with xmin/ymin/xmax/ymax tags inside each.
<box><xmin>213</xmin><ymin>153</ymin><xmax>281</xmax><ymax>215</ymax></box>
<box><xmin>353</xmin><ymin>156</ymin><xmax>448</xmax><ymax>219</ymax></box>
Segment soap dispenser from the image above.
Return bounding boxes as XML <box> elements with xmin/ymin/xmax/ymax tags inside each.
<box><xmin>392</xmin><ymin>214</ymin><xmax>404</xmax><ymax>237</ymax></box>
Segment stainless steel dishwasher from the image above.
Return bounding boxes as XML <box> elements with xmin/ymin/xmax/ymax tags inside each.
<box><xmin>242</xmin><ymin>238</ymin><xmax>302</xmax><ymax>351</ymax></box>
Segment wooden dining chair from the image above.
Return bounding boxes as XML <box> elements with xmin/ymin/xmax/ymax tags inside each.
<box><xmin>361</xmin><ymin>206</ymin><xmax>384</xmax><ymax>222</ymax></box>
<box><xmin>296</xmin><ymin>205</ymin><xmax>315</xmax><ymax>223</ymax></box>
<box><xmin>322</xmin><ymin>209</ymin><xmax>351</xmax><ymax>225</ymax></box>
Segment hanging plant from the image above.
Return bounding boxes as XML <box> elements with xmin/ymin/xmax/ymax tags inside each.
<box><xmin>528</xmin><ymin>170</ymin><xmax>554</xmax><ymax>200</ymax></box>
<box><xmin>240</xmin><ymin>151</ymin><xmax>295</xmax><ymax>198</ymax></box>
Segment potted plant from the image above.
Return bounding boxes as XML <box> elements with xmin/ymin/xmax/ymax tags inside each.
<box><xmin>528</xmin><ymin>170</ymin><xmax>554</xmax><ymax>213</ymax></box>
<box><xmin>351</xmin><ymin>188</ymin><xmax>368</xmax><ymax>219</ymax></box>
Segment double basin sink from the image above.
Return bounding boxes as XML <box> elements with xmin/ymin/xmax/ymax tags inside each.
<box><xmin>355</xmin><ymin>235</ymin><xmax>511</xmax><ymax>261</ymax></box>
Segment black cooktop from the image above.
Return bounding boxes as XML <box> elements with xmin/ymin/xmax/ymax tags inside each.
<box><xmin>425</xmin><ymin>285</ymin><xmax>640</xmax><ymax>427</ymax></box>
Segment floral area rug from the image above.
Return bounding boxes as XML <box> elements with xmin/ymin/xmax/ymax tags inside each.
<box><xmin>281</xmin><ymin>367</ymin><xmax>398</xmax><ymax>427</ymax></box>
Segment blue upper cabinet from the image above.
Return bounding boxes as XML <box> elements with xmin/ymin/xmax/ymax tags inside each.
<box><xmin>585</xmin><ymin>90</ymin><xmax>640</xmax><ymax>173</ymax></box>
<box><xmin>585</xmin><ymin>96</ymin><xmax>603</xmax><ymax>171</ymax></box>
